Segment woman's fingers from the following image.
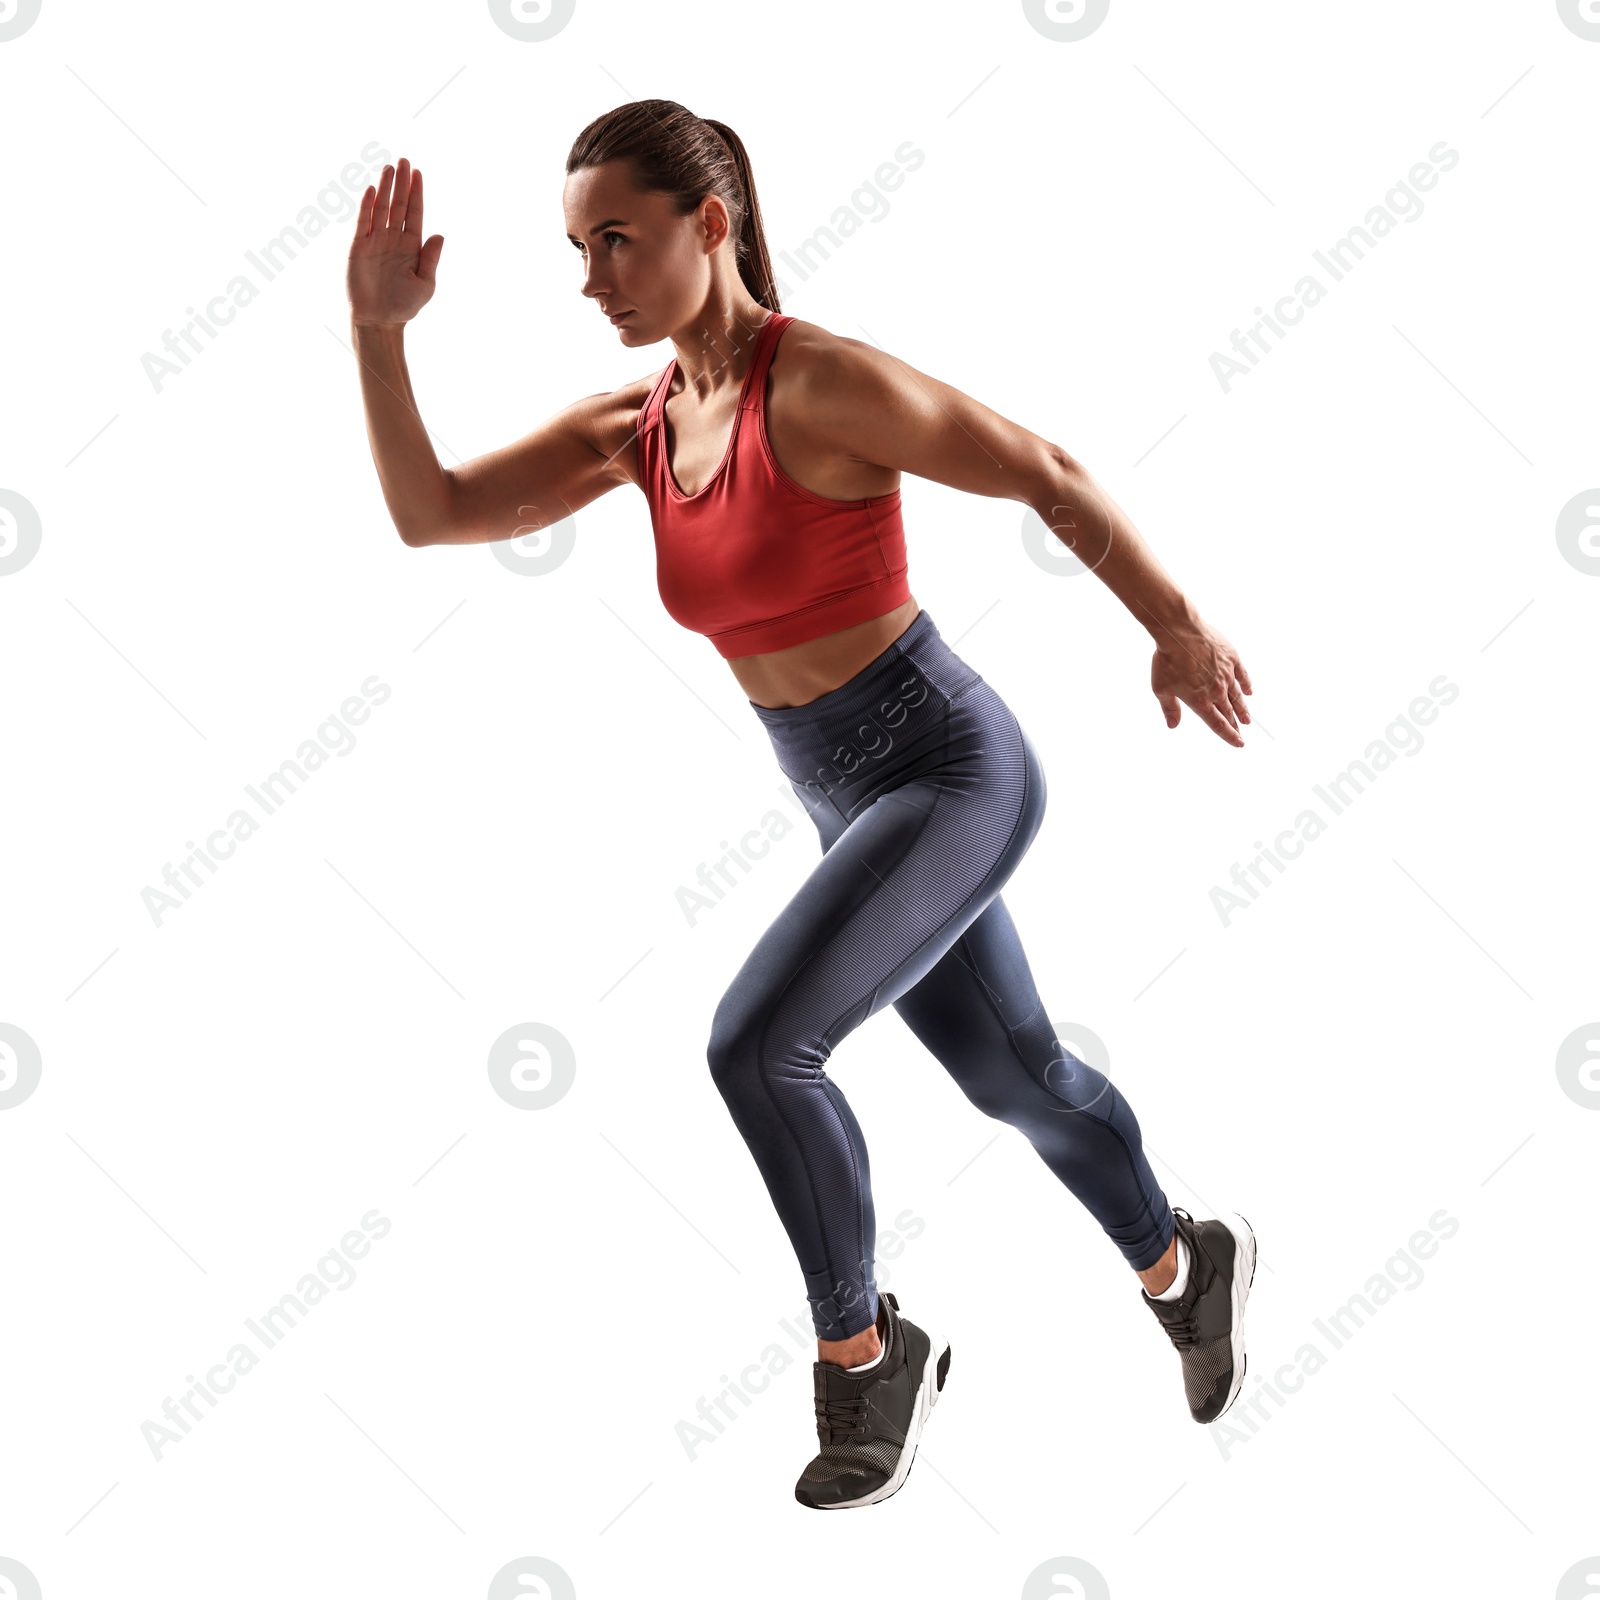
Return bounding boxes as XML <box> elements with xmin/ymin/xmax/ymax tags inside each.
<box><xmin>1199</xmin><ymin>696</ymin><xmax>1245</xmax><ymax>746</ymax></box>
<box><xmin>405</xmin><ymin>166</ymin><xmax>424</xmax><ymax>238</ymax></box>
<box><xmin>1190</xmin><ymin>665</ymin><xmax>1239</xmax><ymax>735</ymax></box>
<box><xmin>416</xmin><ymin>233</ymin><xmax>444</xmax><ymax>285</ymax></box>
<box><xmin>390</xmin><ymin>157</ymin><xmax>413</xmax><ymax>232</ymax></box>
<box><xmin>361</xmin><ymin>159</ymin><xmax>428</xmax><ymax>261</ymax></box>
<box><xmin>1151</xmin><ymin>630</ymin><xmax>1251</xmax><ymax>746</ymax></box>
<box><xmin>1225</xmin><ymin>671</ymin><xmax>1250</xmax><ymax>725</ymax></box>
<box><xmin>386</xmin><ymin>158</ymin><xmax>405</xmax><ymax>232</ymax></box>
<box><xmin>1222</xmin><ymin>641</ymin><xmax>1252</xmax><ymax>722</ymax></box>
<box><xmin>1155</xmin><ymin>667</ymin><xmax>1243</xmax><ymax>745</ymax></box>
<box><xmin>373</xmin><ymin>162</ymin><xmax>396</xmax><ymax>232</ymax></box>
<box><xmin>1219</xmin><ymin>674</ymin><xmax>1242</xmax><ymax>730</ymax></box>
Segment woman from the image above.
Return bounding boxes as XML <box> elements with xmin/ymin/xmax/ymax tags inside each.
<box><xmin>347</xmin><ymin>101</ymin><xmax>1257</xmax><ymax>1512</ymax></box>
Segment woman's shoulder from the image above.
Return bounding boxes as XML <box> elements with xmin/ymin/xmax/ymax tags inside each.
<box><xmin>554</xmin><ymin>366</ymin><xmax>672</xmax><ymax>492</ymax></box>
<box><xmin>573</xmin><ymin>362</ymin><xmax>670</xmax><ymax>424</ymax></box>
<box><xmin>770</xmin><ymin>314</ymin><xmax>858</xmax><ymax>364</ymax></box>
<box><xmin>766</xmin><ymin>315</ymin><xmax>904</xmax><ymax>414</ymax></box>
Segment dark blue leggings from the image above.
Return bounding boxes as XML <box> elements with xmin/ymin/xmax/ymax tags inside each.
<box><xmin>707</xmin><ymin>608</ymin><xmax>1175</xmax><ymax>1340</ymax></box>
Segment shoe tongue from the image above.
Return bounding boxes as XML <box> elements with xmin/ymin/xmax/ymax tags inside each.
<box><xmin>1148</xmin><ymin>1284</ymin><xmax>1198</xmax><ymax>1323</ymax></box>
<box><xmin>813</xmin><ymin>1363</ymin><xmax>867</xmax><ymax>1412</ymax></box>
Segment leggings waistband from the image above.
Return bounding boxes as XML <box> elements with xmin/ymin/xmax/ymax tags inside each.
<box><xmin>747</xmin><ymin>608</ymin><xmax>980</xmax><ymax>751</ymax></box>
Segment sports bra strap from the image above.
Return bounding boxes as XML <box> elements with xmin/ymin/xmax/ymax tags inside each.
<box><xmin>738</xmin><ymin>313</ymin><xmax>792</xmax><ymax>411</ymax></box>
<box><xmin>643</xmin><ymin>358</ymin><xmax>675</xmax><ymax>427</ymax></box>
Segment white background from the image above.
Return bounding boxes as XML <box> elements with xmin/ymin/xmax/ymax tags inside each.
<box><xmin>2</xmin><ymin>1</ymin><xmax>1596</xmax><ymax>1596</ymax></box>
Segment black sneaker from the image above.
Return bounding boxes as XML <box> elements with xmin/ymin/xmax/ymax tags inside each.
<box><xmin>794</xmin><ymin>1291</ymin><xmax>951</xmax><ymax>1510</ymax></box>
<box><xmin>1140</xmin><ymin>1208</ymin><xmax>1257</xmax><ymax>1424</ymax></box>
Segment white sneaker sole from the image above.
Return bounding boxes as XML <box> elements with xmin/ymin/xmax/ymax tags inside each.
<box><xmin>1215</xmin><ymin>1211</ymin><xmax>1258</xmax><ymax>1420</ymax></box>
<box><xmin>816</xmin><ymin>1327</ymin><xmax>950</xmax><ymax>1510</ymax></box>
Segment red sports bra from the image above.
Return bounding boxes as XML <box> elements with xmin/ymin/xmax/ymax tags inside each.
<box><xmin>636</xmin><ymin>313</ymin><xmax>911</xmax><ymax>659</ymax></box>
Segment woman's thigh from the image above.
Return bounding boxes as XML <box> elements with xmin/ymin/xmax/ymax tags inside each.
<box><xmin>712</xmin><ymin>681</ymin><xmax>1047</xmax><ymax>1065</ymax></box>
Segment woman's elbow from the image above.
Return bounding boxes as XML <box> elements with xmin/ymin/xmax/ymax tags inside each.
<box><xmin>395</xmin><ymin>472</ymin><xmax>456</xmax><ymax>547</ymax></box>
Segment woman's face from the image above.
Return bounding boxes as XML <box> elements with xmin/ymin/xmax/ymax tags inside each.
<box><xmin>563</xmin><ymin>160</ymin><xmax>726</xmax><ymax>343</ymax></box>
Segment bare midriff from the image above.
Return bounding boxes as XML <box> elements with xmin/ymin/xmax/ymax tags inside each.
<box><xmin>727</xmin><ymin>596</ymin><xmax>922</xmax><ymax>709</ymax></box>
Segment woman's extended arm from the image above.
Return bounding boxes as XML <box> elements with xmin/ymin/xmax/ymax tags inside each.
<box><xmin>783</xmin><ymin>332</ymin><xmax>1253</xmax><ymax>747</ymax></box>
<box><xmin>348</xmin><ymin>157</ymin><xmax>631</xmax><ymax>547</ymax></box>
<box><xmin>1030</xmin><ymin>459</ymin><xmax>1254</xmax><ymax>749</ymax></box>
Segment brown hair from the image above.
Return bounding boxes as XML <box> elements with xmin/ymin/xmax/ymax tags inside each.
<box><xmin>566</xmin><ymin>99</ymin><xmax>780</xmax><ymax>312</ymax></box>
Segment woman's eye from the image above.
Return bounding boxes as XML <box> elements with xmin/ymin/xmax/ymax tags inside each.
<box><xmin>604</xmin><ymin>232</ymin><xmax>624</xmax><ymax>247</ymax></box>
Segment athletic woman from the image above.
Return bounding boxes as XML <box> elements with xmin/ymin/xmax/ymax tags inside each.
<box><xmin>347</xmin><ymin>101</ymin><xmax>1257</xmax><ymax>1512</ymax></box>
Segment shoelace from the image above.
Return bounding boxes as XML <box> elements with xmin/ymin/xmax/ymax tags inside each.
<box><xmin>1159</xmin><ymin>1304</ymin><xmax>1201</xmax><ymax>1349</ymax></box>
<box><xmin>1153</xmin><ymin>1220</ymin><xmax>1203</xmax><ymax>1350</ymax></box>
<box><xmin>814</xmin><ymin>1391</ymin><xmax>870</xmax><ymax>1443</ymax></box>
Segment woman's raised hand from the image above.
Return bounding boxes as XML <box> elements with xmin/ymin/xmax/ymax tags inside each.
<box><xmin>348</xmin><ymin>157</ymin><xmax>445</xmax><ymax>328</ymax></box>
<box><xmin>1150</xmin><ymin>614</ymin><xmax>1253</xmax><ymax>747</ymax></box>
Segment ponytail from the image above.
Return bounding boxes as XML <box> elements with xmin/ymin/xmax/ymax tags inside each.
<box><xmin>699</xmin><ymin>119</ymin><xmax>780</xmax><ymax>312</ymax></box>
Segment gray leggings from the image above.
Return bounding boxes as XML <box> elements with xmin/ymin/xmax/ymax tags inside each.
<box><xmin>708</xmin><ymin>608</ymin><xmax>1174</xmax><ymax>1340</ymax></box>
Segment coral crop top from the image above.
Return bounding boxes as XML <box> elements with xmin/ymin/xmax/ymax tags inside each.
<box><xmin>635</xmin><ymin>313</ymin><xmax>911</xmax><ymax>659</ymax></box>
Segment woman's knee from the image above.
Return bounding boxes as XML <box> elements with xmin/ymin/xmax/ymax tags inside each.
<box><xmin>705</xmin><ymin>991</ymin><xmax>756</xmax><ymax>1097</ymax></box>
<box><xmin>948</xmin><ymin>1026</ymin><xmax>1117</xmax><ymax>1132</ymax></box>
<box><xmin>1040</xmin><ymin>1043</ymin><xmax>1118</xmax><ymax>1117</ymax></box>
<box><xmin>706</xmin><ymin>988</ymin><xmax>829</xmax><ymax>1101</ymax></box>
<box><xmin>956</xmin><ymin>1065</ymin><xmax>1059</xmax><ymax>1127</ymax></box>
<box><xmin>1016</xmin><ymin>721</ymin><xmax>1048</xmax><ymax>847</ymax></box>
<box><xmin>705</xmin><ymin>984</ymin><xmax>784</xmax><ymax>1098</ymax></box>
